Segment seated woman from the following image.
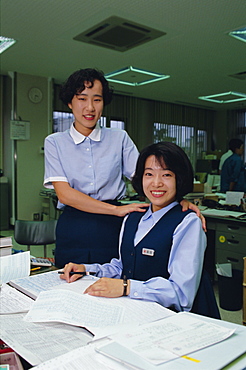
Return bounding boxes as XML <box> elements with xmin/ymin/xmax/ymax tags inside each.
<box><xmin>61</xmin><ymin>142</ymin><xmax>220</xmax><ymax>318</ymax></box>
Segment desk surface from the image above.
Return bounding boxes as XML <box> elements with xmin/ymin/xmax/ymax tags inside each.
<box><xmin>203</xmin><ymin>213</ymin><xmax>246</xmax><ymax>229</ymax></box>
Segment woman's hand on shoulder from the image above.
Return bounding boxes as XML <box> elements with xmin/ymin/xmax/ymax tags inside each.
<box><xmin>180</xmin><ymin>199</ymin><xmax>206</xmax><ymax>232</ymax></box>
<box><xmin>114</xmin><ymin>203</ymin><xmax>149</xmax><ymax>217</ymax></box>
<box><xmin>59</xmin><ymin>262</ymin><xmax>85</xmax><ymax>283</ymax></box>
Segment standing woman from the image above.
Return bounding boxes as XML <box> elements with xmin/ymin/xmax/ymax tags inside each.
<box><xmin>44</xmin><ymin>68</ymin><xmax>204</xmax><ymax>268</ymax></box>
<box><xmin>44</xmin><ymin>68</ymin><xmax>148</xmax><ymax>267</ymax></box>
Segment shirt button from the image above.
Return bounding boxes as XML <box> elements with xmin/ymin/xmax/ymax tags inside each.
<box><xmin>133</xmin><ymin>292</ymin><xmax>138</xmax><ymax>297</ymax></box>
<box><xmin>90</xmin><ymin>183</ymin><xmax>93</xmax><ymax>186</ymax></box>
<box><xmin>131</xmin><ymin>252</ymin><xmax>134</xmax><ymax>256</ymax></box>
<box><xmin>86</xmin><ymin>148</ymin><xmax>90</xmax><ymax>151</ymax></box>
<box><xmin>88</xmin><ymin>165</ymin><xmax>92</xmax><ymax>168</ymax></box>
<box><xmin>128</xmin><ymin>270</ymin><xmax>131</xmax><ymax>274</ymax></box>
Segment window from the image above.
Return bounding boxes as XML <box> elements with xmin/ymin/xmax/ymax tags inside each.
<box><xmin>153</xmin><ymin>122</ymin><xmax>207</xmax><ymax>168</ymax></box>
<box><xmin>110</xmin><ymin>120</ymin><xmax>125</xmax><ymax>129</ymax></box>
<box><xmin>53</xmin><ymin>111</ymin><xmax>74</xmax><ymax>132</ymax></box>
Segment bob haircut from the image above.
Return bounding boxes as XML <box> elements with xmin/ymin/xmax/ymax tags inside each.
<box><xmin>132</xmin><ymin>141</ymin><xmax>194</xmax><ymax>202</ymax></box>
<box><xmin>59</xmin><ymin>68</ymin><xmax>113</xmax><ymax>106</ymax></box>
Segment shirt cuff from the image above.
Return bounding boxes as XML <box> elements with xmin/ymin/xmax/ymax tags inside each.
<box><xmin>43</xmin><ymin>176</ymin><xmax>68</xmax><ymax>188</ymax></box>
<box><xmin>129</xmin><ymin>279</ymin><xmax>145</xmax><ymax>299</ymax></box>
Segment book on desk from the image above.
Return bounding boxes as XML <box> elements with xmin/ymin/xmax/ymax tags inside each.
<box><xmin>0</xmin><ymin>236</ymin><xmax>12</xmax><ymax>257</ymax></box>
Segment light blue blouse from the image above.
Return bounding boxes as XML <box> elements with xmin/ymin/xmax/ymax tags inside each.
<box><xmin>85</xmin><ymin>201</ymin><xmax>206</xmax><ymax>312</ymax></box>
<box><xmin>44</xmin><ymin>123</ymin><xmax>139</xmax><ymax>208</ymax></box>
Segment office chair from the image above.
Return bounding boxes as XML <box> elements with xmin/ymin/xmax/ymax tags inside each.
<box><xmin>14</xmin><ymin>219</ymin><xmax>57</xmax><ymax>258</ymax></box>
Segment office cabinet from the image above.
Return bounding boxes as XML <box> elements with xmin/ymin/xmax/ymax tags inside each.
<box><xmin>215</xmin><ymin>222</ymin><xmax>246</xmax><ymax>272</ymax></box>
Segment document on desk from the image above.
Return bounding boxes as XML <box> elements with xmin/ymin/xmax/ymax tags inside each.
<box><xmin>0</xmin><ymin>251</ymin><xmax>30</xmax><ymax>284</ymax></box>
<box><xmin>201</xmin><ymin>208</ymin><xmax>246</xmax><ymax>218</ymax></box>
<box><xmin>28</xmin><ymin>318</ymin><xmax>246</xmax><ymax>370</ymax></box>
<box><xmin>0</xmin><ymin>313</ymin><xmax>93</xmax><ymax>366</ymax></box>
<box><xmin>97</xmin><ymin>312</ymin><xmax>235</xmax><ymax>367</ymax></box>
<box><xmin>9</xmin><ymin>270</ymin><xmax>67</xmax><ymax>299</ymax></box>
<box><xmin>0</xmin><ymin>283</ymin><xmax>33</xmax><ymax>314</ymax></box>
<box><xmin>29</xmin><ymin>339</ymin><xmax>128</xmax><ymax>370</ymax></box>
<box><xmin>23</xmin><ymin>288</ymin><xmax>174</xmax><ymax>336</ymax></box>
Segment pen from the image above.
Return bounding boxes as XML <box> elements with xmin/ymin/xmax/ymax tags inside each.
<box><xmin>58</xmin><ymin>271</ymin><xmax>96</xmax><ymax>276</ymax></box>
<box><xmin>31</xmin><ymin>267</ymin><xmax>41</xmax><ymax>271</ymax></box>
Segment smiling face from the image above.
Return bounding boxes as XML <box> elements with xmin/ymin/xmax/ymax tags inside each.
<box><xmin>142</xmin><ymin>155</ymin><xmax>177</xmax><ymax>213</ymax></box>
<box><xmin>68</xmin><ymin>79</ymin><xmax>104</xmax><ymax>136</ymax></box>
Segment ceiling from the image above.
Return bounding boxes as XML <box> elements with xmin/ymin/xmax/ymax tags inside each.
<box><xmin>1</xmin><ymin>0</ymin><xmax>246</xmax><ymax>110</ymax></box>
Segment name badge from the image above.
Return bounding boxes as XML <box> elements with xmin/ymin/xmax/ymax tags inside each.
<box><xmin>142</xmin><ymin>248</ymin><xmax>155</xmax><ymax>257</ymax></box>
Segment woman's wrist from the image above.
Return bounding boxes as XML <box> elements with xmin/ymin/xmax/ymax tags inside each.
<box><xmin>122</xmin><ymin>276</ymin><xmax>130</xmax><ymax>296</ymax></box>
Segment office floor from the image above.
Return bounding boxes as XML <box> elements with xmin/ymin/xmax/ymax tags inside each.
<box><xmin>1</xmin><ymin>228</ymin><xmax>244</xmax><ymax>326</ymax></box>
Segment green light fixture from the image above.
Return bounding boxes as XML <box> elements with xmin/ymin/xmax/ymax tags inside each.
<box><xmin>198</xmin><ymin>91</ymin><xmax>246</xmax><ymax>104</ymax></box>
<box><xmin>229</xmin><ymin>27</ymin><xmax>246</xmax><ymax>43</ymax></box>
<box><xmin>0</xmin><ymin>36</ymin><xmax>16</xmax><ymax>54</ymax></box>
<box><xmin>105</xmin><ymin>66</ymin><xmax>170</xmax><ymax>86</ymax></box>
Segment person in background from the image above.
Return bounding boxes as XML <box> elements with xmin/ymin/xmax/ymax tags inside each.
<box><xmin>218</xmin><ymin>138</ymin><xmax>244</xmax><ymax>174</ymax></box>
<box><xmin>218</xmin><ymin>139</ymin><xmax>234</xmax><ymax>174</ymax></box>
<box><xmin>61</xmin><ymin>142</ymin><xmax>219</xmax><ymax>318</ymax></box>
<box><xmin>44</xmin><ymin>68</ymin><xmax>205</xmax><ymax>268</ymax></box>
<box><xmin>220</xmin><ymin>138</ymin><xmax>246</xmax><ymax>193</ymax></box>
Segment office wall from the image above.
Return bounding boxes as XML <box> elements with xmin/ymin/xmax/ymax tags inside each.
<box><xmin>1</xmin><ymin>72</ymin><xmax>232</xmax><ymax>224</ymax></box>
<box><xmin>213</xmin><ymin>111</ymin><xmax>229</xmax><ymax>153</ymax></box>
<box><xmin>0</xmin><ymin>76</ymin><xmax>3</xmax><ymax>169</ymax></box>
<box><xmin>13</xmin><ymin>73</ymin><xmax>52</xmax><ymax>221</ymax></box>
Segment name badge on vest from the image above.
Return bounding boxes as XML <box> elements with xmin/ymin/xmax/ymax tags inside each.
<box><xmin>142</xmin><ymin>248</ymin><xmax>155</xmax><ymax>257</ymax></box>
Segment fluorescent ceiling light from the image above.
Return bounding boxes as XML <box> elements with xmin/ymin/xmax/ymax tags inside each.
<box><xmin>229</xmin><ymin>26</ymin><xmax>246</xmax><ymax>43</ymax></box>
<box><xmin>105</xmin><ymin>66</ymin><xmax>170</xmax><ymax>86</ymax></box>
<box><xmin>0</xmin><ymin>36</ymin><xmax>16</xmax><ymax>54</ymax></box>
<box><xmin>198</xmin><ymin>91</ymin><xmax>246</xmax><ymax>104</ymax></box>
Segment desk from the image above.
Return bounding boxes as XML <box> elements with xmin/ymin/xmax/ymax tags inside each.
<box><xmin>204</xmin><ymin>214</ymin><xmax>246</xmax><ymax>280</ymax></box>
<box><xmin>1</xmin><ymin>268</ymin><xmax>246</xmax><ymax>369</ymax></box>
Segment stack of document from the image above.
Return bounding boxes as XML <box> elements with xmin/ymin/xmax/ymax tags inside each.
<box><xmin>28</xmin><ymin>312</ymin><xmax>246</xmax><ymax>370</ymax></box>
<box><xmin>0</xmin><ymin>236</ymin><xmax>13</xmax><ymax>257</ymax></box>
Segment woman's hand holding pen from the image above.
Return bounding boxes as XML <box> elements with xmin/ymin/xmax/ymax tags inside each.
<box><xmin>59</xmin><ymin>262</ymin><xmax>86</xmax><ymax>283</ymax></box>
<box><xmin>84</xmin><ymin>277</ymin><xmax>130</xmax><ymax>298</ymax></box>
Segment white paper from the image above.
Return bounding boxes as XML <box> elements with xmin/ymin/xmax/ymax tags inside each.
<box><xmin>24</xmin><ymin>289</ymin><xmax>126</xmax><ymax>328</ymax></box>
<box><xmin>225</xmin><ymin>191</ymin><xmax>244</xmax><ymax>206</ymax></box>
<box><xmin>23</xmin><ymin>287</ymin><xmax>174</xmax><ymax>336</ymax></box>
<box><xmin>216</xmin><ymin>263</ymin><xmax>232</xmax><ymax>277</ymax></box>
<box><xmin>30</xmin><ymin>339</ymin><xmax>128</xmax><ymax>370</ymax></box>
<box><xmin>0</xmin><ymin>283</ymin><xmax>34</xmax><ymax>313</ymax></box>
<box><xmin>52</xmin><ymin>274</ymin><xmax>99</xmax><ymax>293</ymax></box>
<box><xmin>9</xmin><ymin>270</ymin><xmax>67</xmax><ymax>299</ymax></box>
<box><xmin>0</xmin><ymin>313</ymin><xmax>93</xmax><ymax>366</ymax></box>
<box><xmin>0</xmin><ymin>251</ymin><xmax>30</xmax><ymax>284</ymax></box>
<box><xmin>108</xmin><ymin>312</ymin><xmax>235</xmax><ymax>365</ymax></box>
<box><xmin>201</xmin><ymin>208</ymin><xmax>246</xmax><ymax>218</ymax></box>
<box><xmin>52</xmin><ymin>277</ymin><xmax>175</xmax><ymax>338</ymax></box>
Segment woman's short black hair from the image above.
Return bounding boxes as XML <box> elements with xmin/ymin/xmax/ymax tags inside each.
<box><xmin>132</xmin><ymin>141</ymin><xmax>194</xmax><ymax>201</ymax></box>
<box><xmin>59</xmin><ymin>68</ymin><xmax>113</xmax><ymax>106</ymax></box>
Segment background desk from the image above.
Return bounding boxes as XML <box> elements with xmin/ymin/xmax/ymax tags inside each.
<box><xmin>205</xmin><ymin>215</ymin><xmax>246</xmax><ymax>280</ymax></box>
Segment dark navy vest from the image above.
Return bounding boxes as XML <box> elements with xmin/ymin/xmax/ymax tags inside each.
<box><xmin>120</xmin><ymin>204</ymin><xmax>221</xmax><ymax>319</ymax></box>
<box><xmin>121</xmin><ymin>204</ymin><xmax>192</xmax><ymax>281</ymax></box>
